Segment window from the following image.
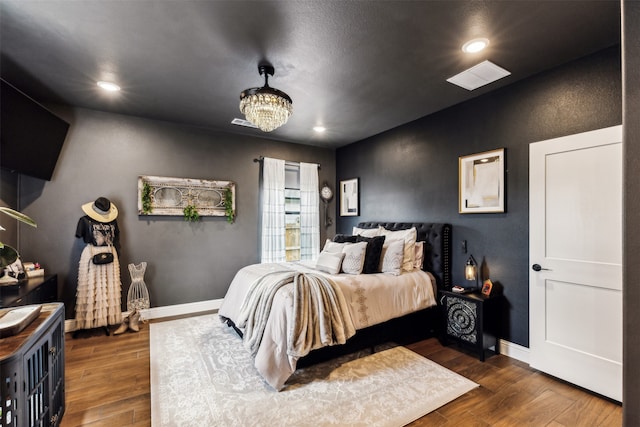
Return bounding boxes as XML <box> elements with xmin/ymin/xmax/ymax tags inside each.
<box><xmin>260</xmin><ymin>158</ymin><xmax>320</xmax><ymax>263</ymax></box>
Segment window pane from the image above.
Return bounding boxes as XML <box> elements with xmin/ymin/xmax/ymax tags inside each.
<box><xmin>284</xmin><ymin>189</ymin><xmax>300</xmax><ymax>213</ymax></box>
<box><xmin>285</xmin><ymin>164</ymin><xmax>300</xmax><ymax>189</ymax></box>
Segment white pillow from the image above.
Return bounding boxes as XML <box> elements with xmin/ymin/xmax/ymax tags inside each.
<box><xmin>341</xmin><ymin>241</ymin><xmax>368</xmax><ymax>274</ymax></box>
<box><xmin>413</xmin><ymin>241</ymin><xmax>424</xmax><ymax>270</ymax></box>
<box><xmin>322</xmin><ymin>240</ymin><xmax>346</xmax><ymax>253</ymax></box>
<box><xmin>379</xmin><ymin>240</ymin><xmax>404</xmax><ymax>276</ymax></box>
<box><xmin>316</xmin><ymin>251</ymin><xmax>345</xmax><ymax>275</ymax></box>
<box><xmin>352</xmin><ymin>226</ymin><xmax>382</xmax><ymax>238</ymax></box>
<box><xmin>380</xmin><ymin>227</ymin><xmax>417</xmax><ymax>272</ymax></box>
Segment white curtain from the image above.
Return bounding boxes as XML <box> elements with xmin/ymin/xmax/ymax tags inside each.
<box><xmin>299</xmin><ymin>162</ymin><xmax>320</xmax><ymax>260</ymax></box>
<box><xmin>261</xmin><ymin>157</ymin><xmax>286</xmax><ymax>263</ymax></box>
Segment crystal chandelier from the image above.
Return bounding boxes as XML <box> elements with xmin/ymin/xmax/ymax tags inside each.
<box><xmin>239</xmin><ymin>64</ymin><xmax>292</xmax><ymax>132</ymax></box>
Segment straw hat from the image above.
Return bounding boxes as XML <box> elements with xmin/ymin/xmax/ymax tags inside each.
<box><xmin>82</xmin><ymin>197</ymin><xmax>118</xmax><ymax>223</ymax></box>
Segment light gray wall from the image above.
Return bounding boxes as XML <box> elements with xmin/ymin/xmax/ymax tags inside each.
<box><xmin>13</xmin><ymin>108</ymin><xmax>335</xmax><ymax>318</ymax></box>
<box><xmin>623</xmin><ymin>0</ymin><xmax>640</xmax><ymax>422</ymax></box>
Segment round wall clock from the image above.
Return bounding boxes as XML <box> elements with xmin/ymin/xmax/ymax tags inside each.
<box><xmin>320</xmin><ymin>184</ymin><xmax>333</xmax><ymax>202</ymax></box>
<box><xmin>320</xmin><ymin>183</ymin><xmax>333</xmax><ymax>228</ymax></box>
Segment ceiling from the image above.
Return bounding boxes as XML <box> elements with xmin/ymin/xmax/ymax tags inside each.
<box><xmin>0</xmin><ymin>1</ymin><xmax>621</xmax><ymax>148</ymax></box>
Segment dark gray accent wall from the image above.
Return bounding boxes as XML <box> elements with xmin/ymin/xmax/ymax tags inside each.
<box><xmin>8</xmin><ymin>108</ymin><xmax>335</xmax><ymax>318</ymax></box>
<box><xmin>336</xmin><ymin>45</ymin><xmax>621</xmax><ymax>347</ymax></box>
<box><xmin>623</xmin><ymin>0</ymin><xmax>640</xmax><ymax>423</ymax></box>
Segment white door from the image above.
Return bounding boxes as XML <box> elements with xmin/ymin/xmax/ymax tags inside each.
<box><xmin>529</xmin><ymin>125</ymin><xmax>622</xmax><ymax>402</ymax></box>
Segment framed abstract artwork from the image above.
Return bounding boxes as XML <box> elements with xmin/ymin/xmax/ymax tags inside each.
<box><xmin>459</xmin><ymin>148</ymin><xmax>505</xmax><ymax>213</ymax></box>
<box><xmin>339</xmin><ymin>178</ymin><xmax>359</xmax><ymax>216</ymax></box>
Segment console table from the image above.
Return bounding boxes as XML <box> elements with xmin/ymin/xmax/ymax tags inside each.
<box><xmin>0</xmin><ymin>274</ymin><xmax>58</xmax><ymax>308</ymax></box>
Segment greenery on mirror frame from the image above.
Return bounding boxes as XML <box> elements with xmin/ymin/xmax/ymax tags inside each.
<box><xmin>224</xmin><ymin>187</ymin><xmax>235</xmax><ymax>224</ymax></box>
<box><xmin>141</xmin><ymin>182</ymin><xmax>153</xmax><ymax>215</ymax></box>
<box><xmin>183</xmin><ymin>205</ymin><xmax>200</xmax><ymax>222</ymax></box>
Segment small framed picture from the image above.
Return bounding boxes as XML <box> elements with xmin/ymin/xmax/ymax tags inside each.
<box><xmin>340</xmin><ymin>178</ymin><xmax>359</xmax><ymax>216</ymax></box>
<box><xmin>481</xmin><ymin>279</ymin><xmax>493</xmax><ymax>296</ymax></box>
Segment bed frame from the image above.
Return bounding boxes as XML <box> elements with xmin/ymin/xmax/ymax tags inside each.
<box><xmin>297</xmin><ymin>222</ymin><xmax>451</xmax><ymax>367</ymax></box>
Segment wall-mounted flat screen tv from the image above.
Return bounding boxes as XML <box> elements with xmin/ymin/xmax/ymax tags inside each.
<box><xmin>1</xmin><ymin>79</ymin><xmax>70</xmax><ymax>181</ymax></box>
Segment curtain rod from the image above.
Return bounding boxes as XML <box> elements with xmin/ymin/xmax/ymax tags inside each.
<box><xmin>253</xmin><ymin>156</ymin><xmax>321</xmax><ymax>169</ymax></box>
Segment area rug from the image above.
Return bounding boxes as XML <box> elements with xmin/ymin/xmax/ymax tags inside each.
<box><xmin>150</xmin><ymin>314</ymin><xmax>478</xmax><ymax>427</ymax></box>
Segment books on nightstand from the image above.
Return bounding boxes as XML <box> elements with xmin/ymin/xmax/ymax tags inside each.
<box><xmin>451</xmin><ymin>285</ymin><xmax>475</xmax><ymax>294</ymax></box>
<box><xmin>26</xmin><ymin>269</ymin><xmax>44</xmax><ymax>278</ymax></box>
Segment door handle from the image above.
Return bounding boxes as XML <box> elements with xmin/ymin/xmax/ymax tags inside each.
<box><xmin>532</xmin><ymin>264</ymin><xmax>551</xmax><ymax>272</ymax></box>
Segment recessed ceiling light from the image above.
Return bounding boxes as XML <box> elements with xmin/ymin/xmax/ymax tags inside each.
<box><xmin>97</xmin><ymin>81</ymin><xmax>121</xmax><ymax>92</ymax></box>
<box><xmin>313</xmin><ymin>126</ymin><xmax>326</xmax><ymax>133</ymax></box>
<box><xmin>462</xmin><ymin>38</ymin><xmax>490</xmax><ymax>53</ymax></box>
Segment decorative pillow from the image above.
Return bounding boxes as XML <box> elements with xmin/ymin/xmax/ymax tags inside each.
<box><xmin>379</xmin><ymin>240</ymin><xmax>404</xmax><ymax>275</ymax></box>
<box><xmin>322</xmin><ymin>240</ymin><xmax>346</xmax><ymax>253</ymax></box>
<box><xmin>333</xmin><ymin>234</ymin><xmax>358</xmax><ymax>243</ymax></box>
<box><xmin>316</xmin><ymin>251</ymin><xmax>345</xmax><ymax>275</ymax></box>
<box><xmin>355</xmin><ymin>235</ymin><xmax>386</xmax><ymax>274</ymax></box>
<box><xmin>413</xmin><ymin>241</ymin><xmax>425</xmax><ymax>270</ymax></box>
<box><xmin>341</xmin><ymin>241</ymin><xmax>368</xmax><ymax>274</ymax></box>
<box><xmin>380</xmin><ymin>227</ymin><xmax>417</xmax><ymax>272</ymax></box>
<box><xmin>352</xmin><ymin>226</ymin><xmax>382</xmax><ymax>238</ymax></box>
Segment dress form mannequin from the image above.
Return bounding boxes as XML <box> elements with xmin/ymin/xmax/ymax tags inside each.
<box><xmin>113</xmin><ymin>262</ymin><xmax>150</xmax><ymax>335</ymax></box>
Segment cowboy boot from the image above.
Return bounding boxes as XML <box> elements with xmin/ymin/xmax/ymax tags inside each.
<box><xmin>129</xmin><ymin>310</ymin><xmax>140</xmax><ymax>332</ymax></box>
<box><xmin>113</xmin><ymin>314</ymin><xmax>129</xmax><ymax>335</ymax></box>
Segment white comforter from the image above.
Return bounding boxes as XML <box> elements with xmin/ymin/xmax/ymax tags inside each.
<box><xmin>218</xmin><ymin>261</ymin><xmax>436</xmax><ymax>390</ymax></box>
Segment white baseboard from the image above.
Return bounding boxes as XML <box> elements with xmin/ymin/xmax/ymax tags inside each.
<box><xmin>499</xmin><ymin>339</ymin><xmax>530</xmax><ymax>364</ymax></box>
<box><xmin>65</xmin><ymin>310</ymin><xmax>136</xmax><ymax>333</ymax></box>
<box><xmin>64</xmin><ymin>299</ymin><xmax>223</xmax><ymax>332</ymax></box>
<box><xmin>64</xmin><ymin>319</ymin><xmax>77</xmax><ymax>333</ymax></box>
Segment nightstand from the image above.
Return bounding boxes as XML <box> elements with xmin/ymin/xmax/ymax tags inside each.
<box><xmin>439</xmin><ymin>289</ymin><xmax>502</xmax><ymax>361</ymax></box>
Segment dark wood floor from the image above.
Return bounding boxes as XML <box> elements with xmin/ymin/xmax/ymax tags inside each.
<box><xmin>60</xmin><ymin>320</ymin><xmax>622</xmax><ymax>427</ymax></box>
<box><xmin>404</xmin><ymin>340</ymin><xmax>622</xmax><ymax>426</ymax></box>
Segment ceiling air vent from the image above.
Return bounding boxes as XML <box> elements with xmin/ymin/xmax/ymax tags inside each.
<box><xmin>231</xmin><ymin>118</ymin><xmax>258</xmax><ymax>128</ymax></box>
<box><xmin>446</xmin><ymin>60</ymin><xmax>511</xmax><ymax>91</ymax></box>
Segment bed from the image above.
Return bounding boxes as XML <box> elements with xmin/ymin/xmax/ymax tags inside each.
<box><xmin>218</xmin><ymin>222</ymin><xmax>451</xmax><ymax>390</ymax></box>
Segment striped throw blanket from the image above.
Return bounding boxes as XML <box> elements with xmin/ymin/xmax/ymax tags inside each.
<box><xmin>236</xmin><ymin>271</ymin><xmax>356</xmax><ymax>359</ymax></box>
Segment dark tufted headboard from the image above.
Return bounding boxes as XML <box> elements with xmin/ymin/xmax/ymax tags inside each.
<box><xmin>356</xmin><ymin>222</ymin><xmax>452</xmax><ymax>288</ymax></box>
